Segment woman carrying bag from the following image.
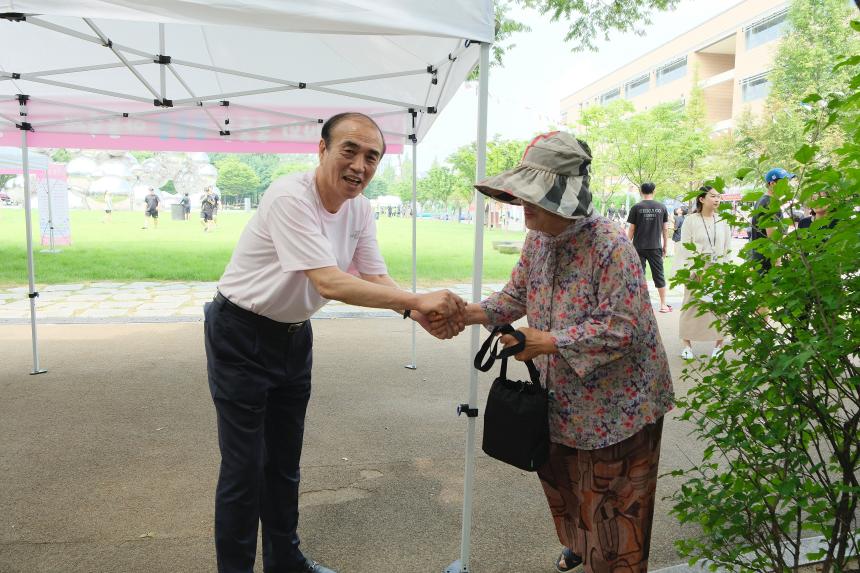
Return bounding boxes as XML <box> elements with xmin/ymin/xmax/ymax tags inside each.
<box><xmin>436</xmin><ymin>132</ymin><xmax>674</xmax><ymax>573</ymax></box>
<box><xmin>676</xmin><ymin>186</ymin><xmax>732</xmax><ymax>360</ymax></box>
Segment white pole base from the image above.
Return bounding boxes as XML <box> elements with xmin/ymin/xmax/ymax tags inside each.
<box><xmin>39</xmin><ymin>249</ymin><xmax>62</xmax><ymax>254</ymax></box>
<box><xmin>444</xmin><ymin>560</ymin><xmax>469</xmax><ymax>573</ymax></box>
<box><xmin>403</xmin><ymin>364</ymin><xmax>417</xmax><ymax>370</ymax></box>
<box><xmin>30</xmin><ymin>369</ymin><xmax>47</xmax><ymax>375</ymax></box>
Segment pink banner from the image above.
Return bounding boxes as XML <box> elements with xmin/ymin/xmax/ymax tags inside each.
<box><xmin>0</xmin><ymin>132</ymin><xmax>403</xmax><ymax>155</ymax></box>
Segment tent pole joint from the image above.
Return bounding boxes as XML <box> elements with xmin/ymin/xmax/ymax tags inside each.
<box><xmin>1</xmin><ymin>13</ymin><xmax>26</xmax><ymax>22</ymax></box>
<box><xmin>154</xmin><ymin>98</ymin><xmax>174</xmax><ymax>107</ymax></box>
<box><xmin>220</xmin><ymin>130</ymin><xmax>231</xmax><ymax>136</ymax></box>
<box><xmin>298</xmin><ymin>82</ymin><xmax>307</xmax><ymax>89</ymax></box>
<box><xmin>155</xmin><ymin>54</ymin><xmax>172</xmax><ymax>65</ymax></box>
<box><xmin>220</xmin><ymin>100</ymin><xmax>230</xmax><ymax>107</ymax></box>
<box><xmin>456</xmin><ymin>404</ymin><xmax>478</xmax><ymax>418</ymax></box>
<box><xmin>11</xmin><ymin>72</ymin><xmax>21</xmax><ymax>79</ymax></box>
<box><xmin>427</xmin><ymin>107</ymin><xmax>437</xmax><ymax>114</ymax></box>
<box><xmin>28</xmin><ymin>292</ymin><xmax>39</xmax><ymax>299</ymax></box>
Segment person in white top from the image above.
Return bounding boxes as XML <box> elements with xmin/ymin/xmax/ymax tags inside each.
<box><xmin>205</xmin><ymin>112</ymin><xmax>465</xmax><ymax>573</ymax></box>
<box><xmin>676</xmin><ymin>186</ymin><xmax>732</xmax><ymax>360</ymax></box>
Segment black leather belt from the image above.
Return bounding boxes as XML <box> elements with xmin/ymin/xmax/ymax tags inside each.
<box><xmin>213</xmin><ymin>292</ymin><xmax>308</xmax><ymax>333</ymax></box>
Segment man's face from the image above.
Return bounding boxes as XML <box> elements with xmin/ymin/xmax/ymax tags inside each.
<box><xmin>317</xmin><ymin>117</ymin><xmax>384</xmax><ymax>201</ymax></box>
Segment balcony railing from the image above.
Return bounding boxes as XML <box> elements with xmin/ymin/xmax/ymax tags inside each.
<box><xmin>700</xmin><ymin>69</ymin><xmax>735</xmax><ymax>89</ymax></box>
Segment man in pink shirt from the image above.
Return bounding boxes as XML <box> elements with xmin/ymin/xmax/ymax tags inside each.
<box><xmin>205</xmin><ymin>113</ymin><xmax>464</xmax><ymax>573</ymax></box>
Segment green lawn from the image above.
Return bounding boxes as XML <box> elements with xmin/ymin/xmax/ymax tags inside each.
<box><xmin>0</xmin><ymin>209</ymin><xmax>527</xmax><ymax>287</ymax></box>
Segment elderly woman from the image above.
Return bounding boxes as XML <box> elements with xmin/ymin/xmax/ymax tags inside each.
<box><xmin>458</xmin><ymin>132</ymin><xmax>674</xmax><ymax>573</ymax></box>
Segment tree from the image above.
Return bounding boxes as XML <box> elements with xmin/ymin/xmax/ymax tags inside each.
<box><xmin>470</xmin><ymin>1</ymin><xmax>681</xmax><ymax>79</ymax></box>
<box><xmin>468</xmin><ymin>2</ymin><xmax>530</xmax><ymax>81</ymax></box>
<box><xmin>364</xmin><ymin>164</ymin><xmax>396</xmax><ymax>200</ymax></box>
<box><xmin>447</xmin><ymin>136</ymin><xmax>526</xmax><ymax>219</ymax></box>
<box><xmin>517</xmin><ymin>0</ymin><xmax>680</xmax><ymax>51</ymax></box>
<box><xmin>675</xmin><ymin>67</ymin><xmax>713</xmax><ymax>195</ymax></box>
<box><xmin>669</xmin><ymin>43</ymin><xmax>860</xmax><ymax>573</ymax></box>
<box><xmin>51</xmin><ymin>149</ymin><xmax>71</xmax><ymax>163</ymax></box>
<box><xmin>390</xmin><ymin>159</ymin><xmax>414</xmax><ymax>205</ymax></box>
<box><xmin>578</xmin><ymin>99</ymin><xmax>634</xmax><ymax>211</ymax></box>
<box><xmin>269</xmin><ymin>159</ymin><xmax>316</xmax><ymax>183</ymax></box>
<box><xmin>417</xmin><ymin>162</ymin><xmax>461</xmax><ymax>213</ymax></box>
<box><xmin>215</xmin><ymin>157</ymin><xmax>260</xmax><ymax>202</ymax></box>
<box><xmin>737</xmin><ymin>0</ymin><xmax>860</xmax><ymax>167</ymax></box>
<box><xmin>578</xmin><ymin>99</ymin><xmax>688</xmax><ymax>198</ymax></box>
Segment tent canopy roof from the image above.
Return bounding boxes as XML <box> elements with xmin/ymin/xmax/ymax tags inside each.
<box><xmin>0</xmin><ymin>1</ymin><xmax>493</xmax><ymax>153</ymax></box>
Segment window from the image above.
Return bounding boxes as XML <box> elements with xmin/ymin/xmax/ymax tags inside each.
<box><xmin>600</xmin><ymin>87</ymin><xmax>620</xmax><ymax>104</ymax></box>
<box><xmin>741</xmin><ymin>73</ymin><xmax>770</xmax><ymax>102</ymax></box>
<box><xmin>656</xmin><ymin>57</ymin><xmax>687</xmax><ymax>86</ymax></box>
<box><xmin>625</xmin><ymin>74</ymin><xmax>650</xmax><ymax>98</ymax></box>
<box><xmin>745</xmin><ymin>9</ymin><xmax>788</xmax><ymax>50</ymax></box>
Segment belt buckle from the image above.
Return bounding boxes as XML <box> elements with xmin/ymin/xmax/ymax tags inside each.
<box><xmin>286</xmin><ymin>322</ymin><xmax>303</xmax><ymax>333</ymax></box>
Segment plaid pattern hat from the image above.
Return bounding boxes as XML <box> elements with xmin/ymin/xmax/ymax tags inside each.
<box><xmin>474</xmin><ymin>131</ymin><xmax>593</xmax><ymax>220</ymax></box>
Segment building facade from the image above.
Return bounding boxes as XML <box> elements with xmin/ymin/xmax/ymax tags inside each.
<box><xmin>560</xmin><ymin>0</ymin><xmax>789</xmax><ymax>133</ymax></box>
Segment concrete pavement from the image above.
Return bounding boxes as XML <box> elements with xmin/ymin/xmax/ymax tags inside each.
<box><xmin>0</xmin><ymin>281</ymin><xmax>685</xmax><ymax>324</ymax></box>
<box><xmin>0</xmin><ymin>310</ymin><xmax>706</xmax><ymax>573</ymax></box>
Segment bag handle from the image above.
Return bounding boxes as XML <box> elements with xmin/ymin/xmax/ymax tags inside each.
<box><xmin>473</xmin><ymin>324</ymin><xmax>541</xmax><ymax>386</ymax></box>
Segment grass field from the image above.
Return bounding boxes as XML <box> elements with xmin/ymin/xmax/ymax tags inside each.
<box><xmin>0</xmin><ymin>209</ymin><xmax>529</xmax><ymax>287</ymax></box>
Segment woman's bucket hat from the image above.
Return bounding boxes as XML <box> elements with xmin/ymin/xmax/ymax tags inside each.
<box><xmin>474</xmin><ymin>131</ymin><xmax>593</xmax><ymax>220</ymax></box>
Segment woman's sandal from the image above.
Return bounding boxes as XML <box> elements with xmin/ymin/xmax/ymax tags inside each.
<box><xmin>556</xmin><ymin>547</ymin><xmax>583</xmax><ymax>573</ymax></box>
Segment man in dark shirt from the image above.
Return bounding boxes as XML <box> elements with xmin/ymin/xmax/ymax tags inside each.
<box><xmin>143</xmin><ymin>188</ymin><xmax>160</xmax><ymax>229</ymax></box>
<box><xmin>749</xmin><ymin>167</ymin><xmax>792</xmax><ymax>273</ymax></box>
<box><xmin>627</xmin><ymin>182</ymin><xmax>671</xmax><ymax>312</ymax></box>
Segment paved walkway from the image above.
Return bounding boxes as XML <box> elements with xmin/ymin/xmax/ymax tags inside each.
<box><xmin>0</xmin><ymin>280</ymin><xmax>685</xmax><ymax>324</ymax></box>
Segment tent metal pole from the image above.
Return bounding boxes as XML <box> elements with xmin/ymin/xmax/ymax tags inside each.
<box><xmin>84</xmin><ymin>19</ymin><xmax>161</xmax><ymax>99</ymax></box>
<box><xmin>40</xmin><ymin>171</ymin><xmax>60</xmax><ymax>254</ymax></box>
<box><xmin>405</xmin><ymin>139</ymin><xmax>418</xmax><ymax>370</ymax></box>
<box><xmin>447</xmin><ymin>41</ymin><xmax>489</xmax><ymax>573</ymax></box>
<box><xmin>0</xmin><ymin>60</ymin><xmax>149</xmax><ymax>80</ymax></box>
<box><xmin>9</xmin><ymin>74</ymin><xmax>154</xmax><ymax>104</ymax></box>
<box><xmin>159</xmin><ymin>24</ymin><xmax>166</xmax><ymax>101</ymax></box>
<box><xmin>21</xmin><ymin>129</ymin><xmax>46</xmax><ymax>375</ymax></box>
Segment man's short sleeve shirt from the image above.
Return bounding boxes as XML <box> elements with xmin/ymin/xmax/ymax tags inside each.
<box><xmin>750</xmin><ymin>194</ymin><xmax>780</xmax><ymax>241</ymax></box>
<box><xmin>627</xmin><ymin>199</ymin><xmax>668</xmax><ymax>250</ymax></box>
<box><xmin>217</xmin><ymin>172</ymin><xmax>388</xmax><ymax>322</ymax></box>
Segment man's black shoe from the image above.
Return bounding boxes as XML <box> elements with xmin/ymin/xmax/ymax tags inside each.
<box><xmin>287</xmin><ymin>557</ymin><xmax>337</xmax><ymax>573</ymax></box>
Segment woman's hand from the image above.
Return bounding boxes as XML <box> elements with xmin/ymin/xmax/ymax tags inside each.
<box><xmin>499</xmin><ymin>327</ymin><xmax>557</xmax><ymax>361</ymax></box>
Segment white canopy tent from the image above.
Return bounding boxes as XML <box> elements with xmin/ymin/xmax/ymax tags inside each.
<box><xmin>1</xmin><ymin>2</ymin><xmax>493</xmax><ymax>571</ymax></box>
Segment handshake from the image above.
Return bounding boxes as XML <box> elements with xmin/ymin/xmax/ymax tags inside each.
<box><xmin>411</xmin><ymin>290</ymin><xmax>469</xmax><ymax>340</ymax></box>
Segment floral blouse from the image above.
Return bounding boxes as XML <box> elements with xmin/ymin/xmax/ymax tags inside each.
<box><xmin>480</xmin><ymin>215</ymin><xmax>674</xmax><ymax>450</ymax></box>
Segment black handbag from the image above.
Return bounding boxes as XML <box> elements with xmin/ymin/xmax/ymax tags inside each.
<box><xmin>474</xmin><ymin>324</ymin><xmax>549</xmax><ymax>472</ymax></box>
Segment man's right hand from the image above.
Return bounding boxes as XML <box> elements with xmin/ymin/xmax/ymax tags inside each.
<box><xmin>415</xmin><ymin>290</ymin><xmax>465</xmax><ymax>320</ymax></box>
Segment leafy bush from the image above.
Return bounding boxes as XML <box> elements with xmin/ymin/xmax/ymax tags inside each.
<box><xmin>668</xmin><ymin>27</ymin><xmax>860</xmax><ymax>573</ymax></box>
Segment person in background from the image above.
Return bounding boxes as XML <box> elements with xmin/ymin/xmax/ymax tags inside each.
<box><xmin>180</xmin><ymin>192</ymin><xmax>191</xmax><ymax>221</ymax></box>
<box><xmin>448</xmin><ymin>131</ymin><xmax>673</xmax><ymax>573</ymax></box>
<box><xmin>142</xmin><ymin>187</ymin><xmax>159</xmax><ymax>229</ymax></box>
<box><xmin>627</xmin><ymin>182</ymin><xmax>672</xmax><ymax>313</ymax></box>
<box><xmin>671</xmin><ymin>207</ymin><xmax>686</xmax><ymax>250</ymax></box>
<box><xmin>103</xmin><ymin>190</ymin><xmax>113</xmax><ymax>224</ymax></box>
<box><xmin>748</xmin><ymin>168</ymin><xmax>793</xmax><ymax>273</ymax></box>
<box><xmin>676</xmin><ymin>186</ymin><xmax>732</xmax><ymax>360</ymax></box>
<box><xmin>201</xmin><ymin>188</ymin><xmax>217</xmax><ymax>232</ymax></box>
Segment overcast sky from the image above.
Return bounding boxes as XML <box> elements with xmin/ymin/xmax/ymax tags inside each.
<box><xmin>410</xmin><ymin>0</ymin><xmax>742</xmax><ymax>173</ymax></box>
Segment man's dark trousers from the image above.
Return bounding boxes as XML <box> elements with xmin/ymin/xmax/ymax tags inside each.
<box><xmin>636</xmin><ymin>248</ymin><xmax>666</xmax><ymax>289</ymax></box>
<box><xmin>205</xmin><ymin>295</ymin><xmax>313</xmax><ymax>573</ymax></box>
